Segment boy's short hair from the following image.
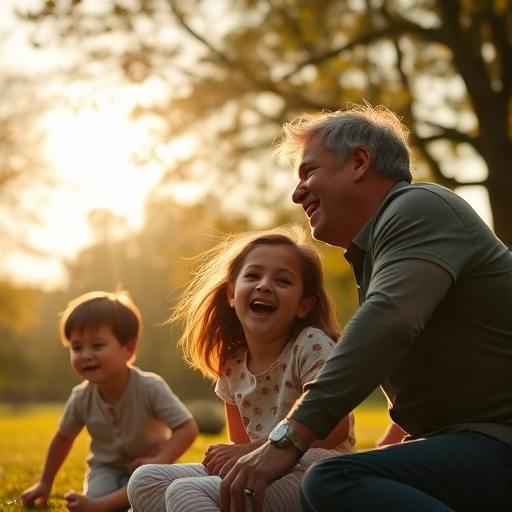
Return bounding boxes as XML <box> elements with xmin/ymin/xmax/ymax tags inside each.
<box><xmin>59</xmin><ymin>290</ymin><xmax>142</xmax><ymax>347</ymax></box>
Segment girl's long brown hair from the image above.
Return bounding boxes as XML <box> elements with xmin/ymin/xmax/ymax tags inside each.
<box><xmin>170</xmin><ymin>224</ymin><xmax>341</xmax><ymax>381</ymax></box>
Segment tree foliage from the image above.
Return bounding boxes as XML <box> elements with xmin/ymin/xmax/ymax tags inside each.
<box><xmin>0</xmin><ymin>74</ymin><xmax>58</xmax><ymax>264</ymax></box>
<box><xmin>17</xmin><ymin>0</ymin><xmax>512</xmax><ymax>245</ymax></box>
<box><xmin>3</xmin><ymin>0</ymin><xmax>510</xmax><ymax>404</ymax></box>
<box><xmin>0</xmin><ymin>197</ymin><xmax>357</xmax><ymax>403</ymax></box>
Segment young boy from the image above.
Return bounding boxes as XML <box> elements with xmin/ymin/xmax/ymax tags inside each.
<box><xmin>21</xmin><ymin>290</ymin><xmax>198</xmax><ymax>512</ymax></box>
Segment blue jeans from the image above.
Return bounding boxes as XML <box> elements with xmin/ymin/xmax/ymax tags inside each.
<box><xmin>300</xmin><ymin>432</ymin><xmax>512</xmax><ymax>511</ymax></box>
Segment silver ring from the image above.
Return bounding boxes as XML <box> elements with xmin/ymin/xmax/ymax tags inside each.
<box><xmin>244</xmin><ymin>487</ymin><xmax>255</xmax><ymax>498</ymax></box>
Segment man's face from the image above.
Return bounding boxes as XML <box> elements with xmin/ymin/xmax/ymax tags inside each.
<box><xmin>292</xmin><ymin>134</ymin><xmax>356</xmax><ymax>248</ymax></box>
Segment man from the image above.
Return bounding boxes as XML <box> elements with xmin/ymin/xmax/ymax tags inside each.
<box><xmin>220</xmin><ymin>104</ymin><xmax>512</xmax><ymax>512</ymax></box>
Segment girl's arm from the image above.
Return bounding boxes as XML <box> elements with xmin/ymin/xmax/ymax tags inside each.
<box><xmin>310</xmin><ymin>414</ymin><xmax>350</xmax><ymax>449</ymax></box>
<box><xmin>225</xmin><ymin>402</ymin><xmax>251</xmax><ymax>443</ymax></box>
<box><xmin>21</xmin><ymin>431</ymin><xmax>75</xmax><ymax>506</ymax></box>
<box><xmin>127</xmin><ymin>418</ymin><xmax>199</xmax><ymax>472</ymax></box>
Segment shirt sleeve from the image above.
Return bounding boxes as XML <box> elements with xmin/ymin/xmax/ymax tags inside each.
<box><xmin>291</xmin><ymin>258</ymin><xmax>453</xmax><ymax>438</ymax></box>
<box><xmin>59</xmin><ymin>385</ymin><xmax>86</xmax><ymax>439</ymax></box>
<box><xmin>215</xmin><ymin>374</ymin><xmax>236</xmax><ymax>405</ymax></box>
<box><xmin>371</xmin><ymin>185</ymin><xmax>476</xmax><ymax>279</ymax></box>
<box><xmin>149</xmin><ymin>375</ymin><xmax>194</xmax><ymax>430</ymax></box>
<box><xmin>292</xmin><ymin>327</ymin><xmax>336</xmax><ymax>387</ymax></box>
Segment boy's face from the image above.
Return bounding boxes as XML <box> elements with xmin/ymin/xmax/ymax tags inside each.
<box><xmin>68</xmin><ymin>325</ymin><xmax>134</xmax><ymax>385</ymax></box>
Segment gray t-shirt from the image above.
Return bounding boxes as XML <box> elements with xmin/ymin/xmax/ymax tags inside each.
<box><xmin>292</xmin><ymin>182</ymin><xmax>512</xmax><ymax>443</ymax></box>
<box><xmin>60</xmin><ymin>366</ymin><xmax>193</xmax><ymax>468</ymax></box>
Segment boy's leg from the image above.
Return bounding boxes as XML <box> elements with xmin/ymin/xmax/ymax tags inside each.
<box><xmin>85</xmin><ymin>464</ymin><xmax>130</xmax><ymax>498</ymax></box>
<box><xmin>300</xmin><ymin>432</ymin><xmax>512</xmax><ymax>512</ymax></box>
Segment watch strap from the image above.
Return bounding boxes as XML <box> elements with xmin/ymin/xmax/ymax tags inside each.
<box><xmin>286</xmin><ymin>428</ymin><xmax>308</xmax><ymax>455</ymax></box>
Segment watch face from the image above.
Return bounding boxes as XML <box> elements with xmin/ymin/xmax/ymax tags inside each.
<box><xmin>270</xmin><ymin>422</ymin><xmax>291</xmax><ymax>446</ymax></box>
<box><xmin>269</xmin><ymin>420</ymin><xmax>305</xmax><ymax>459</ymax></box>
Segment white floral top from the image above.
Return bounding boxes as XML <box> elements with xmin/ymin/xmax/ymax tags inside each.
<box><xmin>215</xmin><ymin>326</ymin><xmax>356</xmax><ymax>457</ymax></box>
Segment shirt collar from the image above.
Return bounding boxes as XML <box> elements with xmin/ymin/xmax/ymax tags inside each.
<box><xmin>345</xmin><ymin>181</ymin><xmax>409</xmax><ymax>263</ymax></box>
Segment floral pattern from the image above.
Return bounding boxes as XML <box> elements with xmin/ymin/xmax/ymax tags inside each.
<box><xmin>216</xmin><ymin>327</ymin><xmax>334</xmax><ymax>440</ymax></box>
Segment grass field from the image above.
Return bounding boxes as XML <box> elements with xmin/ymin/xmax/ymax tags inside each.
<box><xmin>0</xmin><ymin>402</ymin><xmax>388</xmax><ymax>511</ymax></box>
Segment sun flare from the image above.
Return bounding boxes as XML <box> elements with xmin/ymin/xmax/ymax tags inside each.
<box><xmin>4</xmin><ymin>102</ymin><xmax>200</xmax><ymax>288</ymax></box>
<box><xmin>43</xmin><ymin>106</ymin><xmax>162</xmax><ymax>229</ymax></box>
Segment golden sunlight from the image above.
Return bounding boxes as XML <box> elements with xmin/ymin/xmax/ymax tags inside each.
<box><xmin>3</xmin><ymin>102</ymin><xmax>198</xmax><ymax>289</ymax></box>
<box><xmin>42</xmin><ymin>106</ymin><xmax>160</xmax><ymax>231</ymax></box>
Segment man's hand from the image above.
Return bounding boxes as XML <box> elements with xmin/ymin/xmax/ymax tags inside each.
<box><xmin>220</xmin><ymin>441</ymin><xmax>298</xmax><ymax>512</ymax></box>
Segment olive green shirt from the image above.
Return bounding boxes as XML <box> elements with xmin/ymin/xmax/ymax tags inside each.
<box><xmin>292</xmin><ymin>182</ymin><xmax>512</xmax><ymax>443</ymax></box>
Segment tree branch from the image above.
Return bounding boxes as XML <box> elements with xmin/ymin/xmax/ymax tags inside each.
<box><xmin>280</xmin><ymin>19</ymin><xmax>441</xmax><ymax>81</ymax></box>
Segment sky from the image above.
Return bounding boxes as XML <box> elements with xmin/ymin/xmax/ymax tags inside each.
<box><xmin>0</xmin><ymin>1</ymin><xmax>494</xmax><ymax>291</ymax></box>
<box><xmin>2</xmin><ymin>105</ymin><xmax>168</xmax><ymax>289</ymax></box>
<box><xmin>0</xmin><ymin>1</ymin><xmax>177</xmax><ymax>290</ymax></box>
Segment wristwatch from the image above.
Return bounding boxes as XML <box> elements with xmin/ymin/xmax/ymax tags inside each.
<box><xmin>269</xmin><ymin>419</ymin><xmax>308</xmax><ymax>459</ymax></box>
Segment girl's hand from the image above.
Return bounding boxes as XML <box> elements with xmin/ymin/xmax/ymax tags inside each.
<box><xmin>203</xmin><ymin>441</ymin><xmax>264</xmax><ymax>478</ymax></box>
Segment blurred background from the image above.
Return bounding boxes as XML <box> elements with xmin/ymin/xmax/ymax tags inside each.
<box><xmin>0</xmin><ymin>0</ymin><xmax>510</xmax><ymax>411</ymax></box>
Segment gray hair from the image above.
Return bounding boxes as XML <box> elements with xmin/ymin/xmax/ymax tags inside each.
<box><xmin>273</xmin><ymin>103</ymin><xmax>413</xmax><ymax>183</ymax></box>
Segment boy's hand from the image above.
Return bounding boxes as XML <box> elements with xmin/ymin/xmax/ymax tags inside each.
<box><xmin>126</xmin><ymin>456</ymin><xmax>153</xmax><ymax>473</ymax></box>
<box><xmin>20</xmin><ymin>481</ymin><xmax>51</xmax><ymax>507</ymax></box>
<box><xmin>64</xmin><ymin>491</ymin><xmax>99</xmax><ymax>512</ymax></box>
